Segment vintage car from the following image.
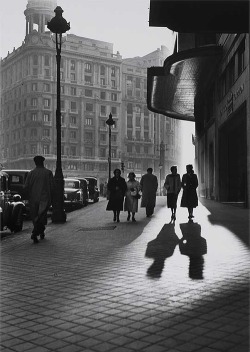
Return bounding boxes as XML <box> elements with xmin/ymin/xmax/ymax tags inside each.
<box><xmin>64</xmin><ymin>178</ymin><xmax>85</xmax><ymax>207</ymax></box>
<box><xmin>0</xmin><ymin>171</ymin><xmax>25</xmax><ymax>232</ymax></box>
<box><xmin>84</xmin><ymin>176</ymin><xmax>99</xmax><ymax>203</ymax></box>
<box><xmin>3</xmin><ymin>169</ymin><xmax>30</xmax><ymax>215</ymax></box>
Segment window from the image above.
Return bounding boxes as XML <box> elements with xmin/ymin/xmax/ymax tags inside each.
<box><xmin>100</xmin><ymin>148</ymin><xmax>106</xmax><ymax>157</ymax></box>
<box><xmin>85</xmin><ymin>63</ymin><xmax>92</xmax><ymax>72</ymax></box>
<box><xmin>135</xmin><ymin>78</ymin><xmax>140</xmax><ymax>88</ymax></box>
<box><xmin>31</xmin><ymin>128</ymin><xmax>37</xmax><ymax>137</ymax></box>
<box><xmin>44</xmin><ymin>55</ymin><xmax>50</xmax><ymax>66</ymax></box>
<box><xmin>44</xmin><ymin>69</ymin><xmax>50</xmax><ymax>78</ymax></box>
<box><xmin>71</xmin><ymin>87</ymin><xmax>77</xmax><ymax>96</ymax></box>
<box><xmin>43</xmin><ymin>129</ymin><xmax>50</xmax><ymax>137</ymax></box>
<box><xmin>111</xmin><ymin>93</ymin><xmax>117</xmax><ymax>101</ymax></box>
<box><xmin>238</xmin><ymin>39</ymin><xmax>245</xmax><ymax>75</ymax></box>
<box><xmin>111</xmin><ymin>80</ymin><xmax>116</xmax><ymax>88</ymax></box>
<box><xmin>135</xmin><ymin>105</ymin><xmax>141</xmax><ymax>113</ymax></box>
<box><xmin>144</xmin><ymin>131</ymin><xmax>149</xmax><ymax>140</ymax></box>
<box><xmin>61</xmin><ymin>100</ymin><xmax>65</xmax><ymax>110</ymax></box>
<box><xmin>111</xmin><ymin>67</ymin><xmax>116</xmax><ymax>76</ymax></box>
<box><xmin>44</xmin><ymin>98</ymin><xmax>50</xmax><ymax>108</ymax></box>
<box><xmin>101</xmin><ymin>105</ymin><xmax>106</xmax><ymax>115</ymax></box>
<box><xmin>127</xmin><ymin>103</ymin><xmax>133</xmax><ymax>114</ymax></box>
<box><xmin>144</xmin><ymin>118</ymin><xmax>149</xmax><ymax>129</ymax></box>
<box><xmin>32</xmin><ymin>83</ymin><xmax>37</xmax><ymax>91</ymax></box>
<box><xmin>33</xmin><ymin>55</ymin><xmax>38</xmax><ymax>65</ymax></box>
<box><xmin>136</xmin><ymin>131</ymin><xmax>140</xmax><ymax>139</ymax></box>
<box><xmin>85</xmin><ymin>89</ymin><xmax>92</xmax><ymax>97</ymax></box>
<box><xmin>127</xmin><ymin>89</ymin><xmax>132</xmax><ymax>97</ymax></box>
<box><xmin>144</xmin><ymin>146</ymin><xmax>149</xmax><ymax>154</ymax></box>
<box><xmin>127</xmin><ymin>116</ymin><xmax>133</xmax><ymax>128</ymax></box>
<box><xmin>70</xmin><ymin>101</ymin><xmax>77</xmax><ymax>112</ymax></box>
<box><xmin>85</xmin><ymin>132</ymin><xmax>93</xmax><ymax>140</ymax></box>
<box><xmin>136</xmin><ymin>116</ymin><xmax>140</xmax><ymax>127</ymax></box>
<box><xmin>31</xmin><ymin>98</ymin><xmax>37</xmax><ymax>107</ymax></box>
<box><xmin>71</xmin><ymin>60</ymin><xmax>76</xmax><ymax>70</ymax></box>
<box><xmin>85</xmin><ymin>76</ymin><xmax>92</xmax><ymax>84</ymax></box>
<box><xmin>99</xmin><ymin>164</ymin><xmax>107</xmax><ymax>171</ymax></box>
<box><xmin>61</xmin><ymin>114</ymin><xmax>65</xmax><ymax>124</ymax></box>
<box><xmin>60</xmin><ymin>85</ymin><xmax>64</xmax><ymax>94</ymax></box>
<box><xmin>135</xmin><ymin>145</ymin><xmax>140</xmax><ymax>153</ymax></box>
<box><xmin>226</xmin><ymin>57</ymin><xmax>235</xmax><ymax>91</ymax></box>
<box><xmin>70</xmin><ymin>146</ymin><xmax>76</xmax><ymax>156</ymax></box>
<box><xmin>43</xmin><ymin>113</ymin><xmax>50</xmax><ymax>122</ymax></box>
<box><xmin>127</xmin><ymin>76</ymin><xmax>133</xmax><ymax>86</ymax></box>
<box><xmin>86</xmin><ymin>103</ymin><xmax>93</xmax><ymax>112</ymax></box>
<box><xmin>127</xmin><ymin>130</ymin><xmax>132</xmax><ymax>139</ymax></box>
<box><xmin>111</xmin><ymin>106</ymin><xmax>117</xmax><ymax>116</ymax></box>
<box><xmin>144</xmin><ymin>106</ymin><xmax>149</xmax><ymax>116</ymax></box>
<box><xmin>60</xmin><ymin>71</ymin><xmax>64</xmax><ymax>80</ymax></box>
<box><xmin>43</xmin><ymin>145</ymin><xmax>49</xmax><ymax>154</ymax></box>
<box><xmin>100</xmin><ymin>65</ymin><xmax>105</xmax><ymax>75</ymax></box>
<box><xmin>85</xmin><ymin>118</ymin><xmax>93</xmax><ymax>125</ymax></box>
<box><xmin>70</xmin><ymin>131</ymin><xmax>77</xmax><ymax>139</ymax></box>
<box><xmin>136</xmin><ymin>90</ymin><xmax>141</xmax><ymax>98</ymax></box>
<box><xmin>111</xmin><ymin>135</ymin><xmax>116</xmax><ymax>142</ymax></box>
<box><xmin>127</xmin><ymin>145</ymin><xmax>132</xmax><ymax>153</ymax></box>
<box><xmin>31</xmin><ymin>145</ymin><xmax>37</xmax><ymax>154</ymax></box>
<box><xmin>32</xmin><ymin>68</ymin><xmax>38</xmax><ymax>76</ymax></box>
<box><xmin>70</xmin><ymin>116</ymin><xmax>77</xmax><ymax>125</ymax></box>
<box><xmin>101</xmin><ymin>78</ymin><xmax>106</xmax><ymax>86</ymax></box>
<box><xmin>111</xmin><ymin>149</ymin><xmax>116</xmax><ymax>158</ymax></box>
<box><xmin>85</xmin><ymin>147</ymin><xmax>93</xmax><ymax>157</ymax></box>
<box><xmin>44</xmin><ymin>83</ymin><xmax>50</xmax><ymax>92</ymax></box>
<box><xmin>70</xmin><ymin>73</ymin><xmax>76</xmax><ymax>81</ymax></box>
<box><xmin>100</xmin><ymin>91</ymin><xmax>106</xmax><ymax>100</ymax></box>
<box><xmin>100</xmin><ymin>134</ymin><xmax>106</xmax><ymax>142</ymax></box>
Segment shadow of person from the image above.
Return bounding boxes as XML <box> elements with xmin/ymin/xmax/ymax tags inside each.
<box><xmin>179</xmin><ymin>222</ymin><xmax>207</xmax><ymax>279</ymax></box>
<box><xmin>145</xmin><ymin>223</ymin><xmax>179</xmax><ymax>278</ymax></box>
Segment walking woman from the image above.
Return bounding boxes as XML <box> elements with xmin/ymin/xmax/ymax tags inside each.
<box><xmin>124</xmin><ymin>172</ymin><xmax>141</xmax><ymax>222</ymax></box>
<box><xmin>106</xmin><ymin>169</ymin><xmax>127</xmax><ymax>222</ymax></box>
<box><xmin>180</xmin><ymin>164</ymin><xmax>198</xmax><ymax>221</ymax></box>
<box><xmin>164</xmin><ymin>166</ymin><xmax>181</xmax><ymax>222</ymax></box>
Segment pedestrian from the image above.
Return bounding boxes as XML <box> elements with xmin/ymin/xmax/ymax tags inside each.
<box><xmin>180</xmin><ymin>164</ymin><xmax>199</xmax><ymax>221</ymax></box>
<box><xmin>124</xmin><ymin>172</ymin><xmax>141</xmax><ymax>222</ymax></box>
<box><xmin>164</xmin><ymin>165</ymin><xmax>181</xmax><ymax>222</ymax></box>
<box><xmin>23</xmin><ymin>155</ymin><xmax>54</xmax><ymax>243</ymax></box>
<box><xmin>106</xmin><ymin>169</ymin><xmax>127</xmax><ymax>222</ymax></box>
<box><xmin>140</xmin><ymin>167</ymin><xmax>158</xmax><ymax>217</ymax></box>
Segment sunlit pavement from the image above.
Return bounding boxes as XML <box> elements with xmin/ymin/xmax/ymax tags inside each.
<box><xmin>0</xmin><ymin>197</ymin><xmax>249</xmax><ymax>352</ymax></box>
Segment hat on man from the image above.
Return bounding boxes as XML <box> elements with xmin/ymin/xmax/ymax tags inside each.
<box><xmin>34</xmin><ymin>155</ymin><xmax>45</xmax><ymax>164</ymax></box>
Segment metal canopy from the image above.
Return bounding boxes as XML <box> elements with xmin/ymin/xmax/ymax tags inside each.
<box><xmin>149</xmin><ymin>0</ymin><xmax>249</xmax><ymax>33</ymax></box>
<box><xmin>147</xmin><ymin>45</ymin><xmax>223</xmax><ymax>121</ymax></box>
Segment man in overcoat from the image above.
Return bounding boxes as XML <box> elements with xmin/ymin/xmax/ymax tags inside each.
<box><xmin>140</xmin><ymin>168</ymin><xmax>158</xmax><ymax>217</ymax></box>
<box><xmin>24</xmin><ymin>155</ymin><xmax>54</xmax><ymax>243</ymax></box>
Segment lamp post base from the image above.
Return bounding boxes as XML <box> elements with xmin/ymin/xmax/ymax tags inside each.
<box><xmin>51</xmin><ymin>173</ymin><xmax>66</xmax><ymax>223</ymax></box>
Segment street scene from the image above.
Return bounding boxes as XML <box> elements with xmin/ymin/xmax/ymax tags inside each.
<box><xmin>0</xmin><ymin>0</ymin><xmax>249</xmax><ymax>351</ymax></box>
<box><xmin>1</xmin><ymin>196</ymin><xmax>249</xmax><ymax>352</ymax></box>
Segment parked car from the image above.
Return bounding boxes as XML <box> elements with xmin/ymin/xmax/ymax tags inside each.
<box><xmin>85</xmin><ymin>176</ymin><xmax>99</xmax><ymax>203</ymax></box>
<box><xmin>64</xmin><ymin>178</ymin><xmax>85</xmax><ymax>207</ymax></box>
<box><xmin>3</xmin><ymin>169</ymin><xmax>30</xmax><ymax>215</ymax></box>
<box><xmin>77</xmin><ymin>177</ymin><xmax>89</xmax><ymax>206</ymax></box>
<box><xmin>0</xmin><ymin>171</ymin><xmax>25</xmax><ymax>232</ymax></box>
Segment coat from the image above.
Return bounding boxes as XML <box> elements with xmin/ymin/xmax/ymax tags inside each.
<box><xmin>180</xmin><ymin>172</ymin><xmax>198</xmax><ymax>208</ymax></box>
<box><xmin>140</xmin><ymin>173</ymin><xmax>158</xmax><ymax>208</ymax></box>
<box><xmin>106</xmin><ymin>176</ymin><xmax>127</xmax><ymax>211</ymax></box>
<box><xmin>124</xmin><ymin>180</ymin><xmax>141</xmax><ymax>213</ymax></box>
<box><xmin>24</xmin><ymin>166</ymin><xmax>54</xmax><ymax>224</ymax></box>
<box><xmin>164</xmin><ymin>174</ymin><xmax>181</xmax><ymax>194</ymax></box>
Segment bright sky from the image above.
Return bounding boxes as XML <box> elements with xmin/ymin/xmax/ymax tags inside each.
<box><xmin>0</xmin><ymin>0</ymin><xmax>175</xmax><ymax>59</ymax></box>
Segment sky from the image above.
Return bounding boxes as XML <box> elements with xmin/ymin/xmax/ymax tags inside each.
<box><xmin>0</xmin><ymin>0</ymin><xmax>176</xmax><ymax>59</ymax></box>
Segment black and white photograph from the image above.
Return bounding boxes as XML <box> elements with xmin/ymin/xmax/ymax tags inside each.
<box><xmin>0</xmin><ymin>0</ymin><xmax>249</xmax><ymax>351</ymax></box>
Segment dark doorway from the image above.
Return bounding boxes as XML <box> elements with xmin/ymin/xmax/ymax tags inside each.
<box><xmin>219</xmin><ymin>104</ymin><xmax>247</xmax><ymax>206</ymax></box>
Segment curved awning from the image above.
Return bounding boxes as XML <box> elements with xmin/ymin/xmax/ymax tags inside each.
<box><xmin>147</xmin><ymin>45</ymin><xmax>223</xmax><ymax>121</ymax></box>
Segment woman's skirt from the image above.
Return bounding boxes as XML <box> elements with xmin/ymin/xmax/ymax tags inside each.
<box><xmin>167</xmin><ymin>193</ymin><xmax>178</xmax><ymax>208</ymax></box>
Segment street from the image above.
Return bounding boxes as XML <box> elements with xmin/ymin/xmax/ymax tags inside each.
<box><xmin>0</xmin><ymin>197</ymin><xmax>249</xmax><ymax>352</ymax></box>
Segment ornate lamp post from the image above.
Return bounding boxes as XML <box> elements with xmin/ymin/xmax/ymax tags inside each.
<box><xmin>47</xmin><ymin>7</ymin><xmax>70</xmax><ymax>223</ymax></box>
<box><xmin>106</xmin><ymin>113</ymin><xmax>115</xmax><ymax>179</ymax></box>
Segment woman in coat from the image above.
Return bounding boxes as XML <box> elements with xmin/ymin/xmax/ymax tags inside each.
<box><xmin>106</xmin><ymin>169</ymin><xmax>127</xmax><ymax>222</ymax></box>
<box><xmin>164</xmin><ymin>165</ymin><xmax>182</xmax><ymax>222</ymax></box>
<box><xmin>180</xmin><ymin>164</ymin><xmax>198</xmax><ymax>221</ymax></box>
<box><xmin>124</xmin><ymin>172</ymin><xmax>141</xmax><ymax>222</ymax></box>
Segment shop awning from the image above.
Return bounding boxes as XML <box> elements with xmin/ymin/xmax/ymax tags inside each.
<box><xmin>149</xmin><ymin>0</ymin><xmax>249</xmax><ymax>33</ymax></box>
<box><xmin>147</xmin><ymin>45</ymin><xmax>223</xmax><ymax>121</ymax></box>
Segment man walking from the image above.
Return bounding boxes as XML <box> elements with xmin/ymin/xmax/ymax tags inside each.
<box><xmin>24</xmin><ymin>155</ymin><xmax>54</xmax><ymax>243</ymax></box>
<box><xmin>140</xmin><ymin>168</ymin><xmax>158</xmax><ymax>217</ymax></box>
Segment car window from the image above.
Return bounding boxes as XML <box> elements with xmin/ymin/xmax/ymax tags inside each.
<box><xmin>65</xmin><ymin>181</ymin><xmax>79</xmax><ymax>188</ymax></box>
<box><xmin>10</xmin><ymin>175</ymin><xmax>23</xmax><ymax>184</ymax></box>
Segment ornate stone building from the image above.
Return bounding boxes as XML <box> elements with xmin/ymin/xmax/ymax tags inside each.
<box><xmin>0</xmin><ymin>0</ymin><xmax>181</xmax><ymax>188</ymax></box>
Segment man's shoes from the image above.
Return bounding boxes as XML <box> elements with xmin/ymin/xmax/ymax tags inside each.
<box><xmin>117</xmin><ymin>219</ymin><xmax>120</xmax><ymax>223</ymax></box>
<box><xmin>31</xmin><ymin>234</ymin><xmax>39</xmax><ymax>243</ymax></box>
<box><xmin>40</xmin><ymin>233</ymin><xmax>45</xmax><ymax>240</ymax></box>
<box><xmin>132</xmin><ymin>218</ymin><xmax>136</xmax><ymax>222</ymax></box>
<box><xmin>113</xmin><ymin>215</ymin><xmax>116</xmax><ymax>222</ymax></box>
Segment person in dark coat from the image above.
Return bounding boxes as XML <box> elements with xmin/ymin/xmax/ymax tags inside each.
<box><xmin>180</xmin><ymin>164</ymin><xmax>198</xmax><ymax>221</ymax></box>
<box><xmin>24</xmin><ymin>155</ymin><xmax>54</xmax><ymax>243</ymax></box>
<box><xmin>106</xmin><ymin>169</ymin><xmax>127</xmax><ymax>222</ymax></box>
<box><xmin>140</xmin><ymin>168</ymin><xmax>158</xmax><ymax>217</ymax></box>
<box><xmin>164</xmin><ymin>165</ymin><xmax>182</xmax><ymax>222</ymax></box>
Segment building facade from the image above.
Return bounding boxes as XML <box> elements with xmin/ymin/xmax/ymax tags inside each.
<box><xmin>0</xmin><ymin>0</ymin><xmax>181</xmax><ymax>188</ymax></box>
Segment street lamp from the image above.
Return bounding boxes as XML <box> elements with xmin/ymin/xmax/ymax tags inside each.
<box><xmin>47</xmin><ymin>7</ymin><xmax>70</xmax><ymax>223</ymax></box>
<box><xmin>106</xmin><ymin>113</ymin><xmax>115</xmax><ymax>179</ymax></box>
